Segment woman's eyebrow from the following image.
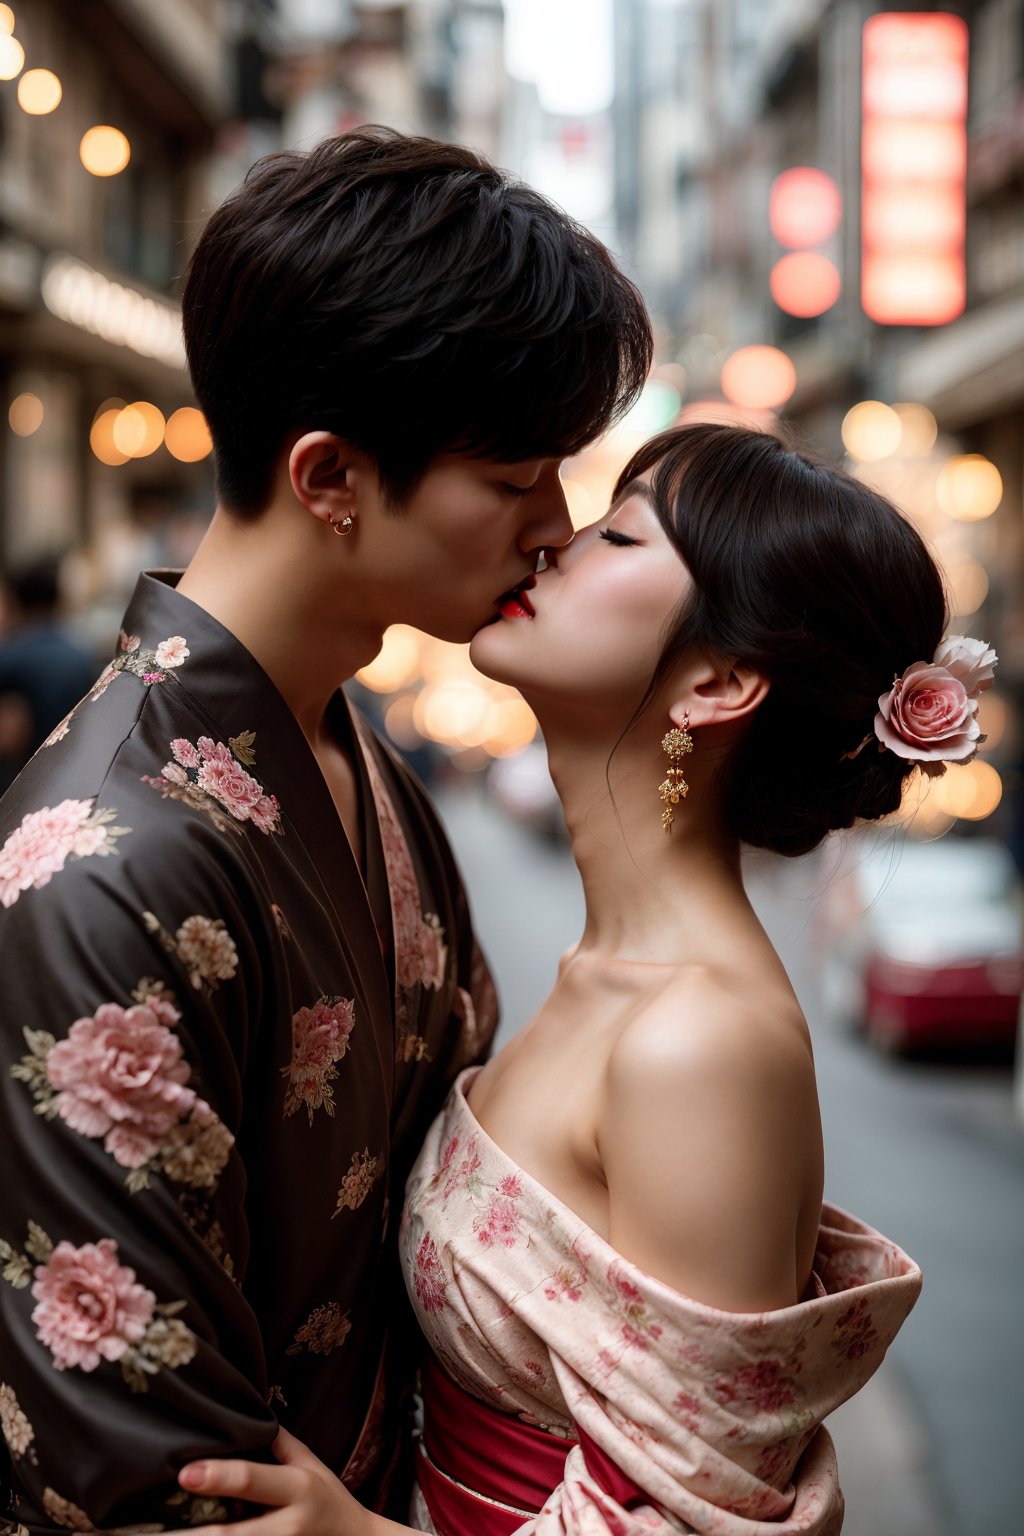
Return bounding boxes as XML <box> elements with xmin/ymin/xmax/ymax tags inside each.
<box><xmin>609</xmin><ymin>479</ymin><xmax>655</xmax><ymax>514</ymax></box>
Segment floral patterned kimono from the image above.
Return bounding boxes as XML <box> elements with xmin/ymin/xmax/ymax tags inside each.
<box><xmin>0</xmin><ymin>572</ymin><xmax>496</xmax><ymax>1534</ymax></box>
<box><xmin>400</xmin><ymin>1070</ymin><xmax>922</xmax><ymax>1536</ymax></box>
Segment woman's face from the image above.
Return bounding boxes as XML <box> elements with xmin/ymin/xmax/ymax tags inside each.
<box><xmin>469</xmin><ymin>469</ymin><xmax>692</xmax><ymax>716</ymax></box>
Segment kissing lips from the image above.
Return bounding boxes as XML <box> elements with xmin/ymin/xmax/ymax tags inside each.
<box><xmin>497</xmin><ymin>575</ymin><xmax>536</xmax><ymax>620</ymax></box>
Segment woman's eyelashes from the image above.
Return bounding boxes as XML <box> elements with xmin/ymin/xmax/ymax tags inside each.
<box><xmin>599</xmin><ymin>527</ymin><xmax>639</xmax><ymax>547</ymax></box>
<box><xmin>502</xmin><ymin>482</ymin><xmax>538</xmax><ymax>499</ymax></box>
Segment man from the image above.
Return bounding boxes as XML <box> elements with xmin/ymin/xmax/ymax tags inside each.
<box><xmin>0</xmin><ymin>127</ymin><xmax>651</xmax><ymax>1532</ymax></box>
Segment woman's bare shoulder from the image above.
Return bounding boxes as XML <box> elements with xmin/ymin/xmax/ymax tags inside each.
<box><xmin>599</xmin><ymin>965</ymin><xmax>823</xmax><ymax>1312</ymax></box>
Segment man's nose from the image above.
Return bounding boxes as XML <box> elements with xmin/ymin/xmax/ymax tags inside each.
<box><xmin>518</xmin><ymin>474</ymin><xmax>574</xmax><ymax>555</ymax></box>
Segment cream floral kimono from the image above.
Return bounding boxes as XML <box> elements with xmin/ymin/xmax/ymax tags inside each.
<box><xmin>401</xmin><ymin>1070</ymin><xmax>922</xmax><ymax>1535</ymax></box>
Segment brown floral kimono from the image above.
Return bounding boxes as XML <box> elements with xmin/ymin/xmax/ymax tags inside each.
<box><xmin>0</xmin><ymin>572</ymin><xmax>497</xmax><ymax>1534</ymax></box>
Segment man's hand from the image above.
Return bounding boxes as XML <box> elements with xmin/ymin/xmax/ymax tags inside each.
<box><xmin>170</xmin><ymin>1428</ymin><xmax>414</xmax><ymax>1536</ymax></box>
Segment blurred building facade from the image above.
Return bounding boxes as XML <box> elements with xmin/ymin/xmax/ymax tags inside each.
<box><xmin>0</xmin><ymin>0</ymin><xmax>230</xmax><ymax>583</ymax></box>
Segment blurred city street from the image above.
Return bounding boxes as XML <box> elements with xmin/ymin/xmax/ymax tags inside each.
<box><xmin>435</xmin><ymin>782</ymin><xmax>1024</xmax><ymax>1536</ymax></box>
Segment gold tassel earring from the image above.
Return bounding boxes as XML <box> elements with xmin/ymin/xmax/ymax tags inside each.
<box><xmin>659</xmin><ymin>716</ymin><xmax>693</xmax><ymax>833</ymax></box>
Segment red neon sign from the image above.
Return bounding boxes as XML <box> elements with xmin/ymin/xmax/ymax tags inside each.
<box><xmin>861</xmin><ymin>12</ymin><xmax>968</xmax><ymax>326</ymax></box>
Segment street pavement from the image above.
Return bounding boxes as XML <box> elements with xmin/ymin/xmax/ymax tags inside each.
<box><xmin>433</xmin><ymin>781</ymin><xmax>1024</xmax><ymax>1536</ymax></box>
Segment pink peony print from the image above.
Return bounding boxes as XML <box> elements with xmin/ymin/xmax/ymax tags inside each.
<box><xmin>249</xmin><ymin>794</ymin><xmax>281</xmax><ymax>834</ymax></box>
<box><xmin>359</xmin><ymin>740</ymin><xmax>448</xmax><ymax>993</ymax></box>
<box><xmin>31</xmin><ymin>1238</ymin><xmax>155</xmax><ymax>1371</ymax></box>
<box><xmin>170</xmin><ymin>738</ymin><xmax>201</xmax><ymax>769</ymax></box>
<box><xmin>832</xmin><ymin>1298</ymin><xmax>878</xmax><ymax>1360</ymax></box>
<box><xmin>413</xmin><ymin>1234</ymin><xmax>448</xmax><ymax>1314</ymax></box>
<box><xmin>144</xmin><ymin>734</ymin><xmax>282</xmax><ymax>834</ymax></box>
<box><xmin>118</xmin><ymin>631</ymin><xmax>140</xmax><ymax>654</ymax></box>
<box><xmin>196</xmin><ymin>741</ymin><xmax>264</xmax><ymax>820</ymax></box>
<box><xmin>544</xmin><ymin>1264</ymin><xmax>587</xmax><ymax>1304</ymax></box>
<box><xmin>672</xmin><ymin>1390</ymin><xmax>702</xmax><ymax>1434</ymax></box>
<box><xmin>0</xmin><ymin>800</ymin><xmax>127</xmax><ymax>909</ymax></box>
<box><xmin>714</xmin><ymin>1360</ymin><xmax>796</xmax><ymax>1413</ymax></box>
<box><xmin>153</xmin><ymin>636</ymin><xmax>189</xmax><ymax>669</ymax></box>
<box><xmin>473</xmin><ymin>1185</ymin><xmax>522</xmax><ymax>1250</ymax></box>
<box><xmin>174</xmin><ymin>915</ymin><xmax>238</xmax><ymax>986</ymax></box>
<box><xmin>46</xmin><ymin>999</ymin><xmax>197</xmax><ymax>1169</ymax></box>
<box><xmin>282</xmin><ymin>996</ymin><xmax>356</xmax><ymax>1123</ymax></box>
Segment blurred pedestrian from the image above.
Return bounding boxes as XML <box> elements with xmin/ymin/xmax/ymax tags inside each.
<box><xmin>0</xmin><ymin>553</ymin><xmax>98</xmax><ymax>794</ymax></box>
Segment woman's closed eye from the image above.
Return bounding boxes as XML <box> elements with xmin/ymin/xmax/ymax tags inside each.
<box><xmin>503</xmin><ymin>482</ymin><xmax>538</xmax><ymax>499</ymax></box>
<box><xmin>599</xmin><ymin>527</ymin><xmax>639</xmax><ymax>547</ymax></box>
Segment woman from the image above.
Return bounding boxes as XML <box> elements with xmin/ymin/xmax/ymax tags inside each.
<box><xmin>172</xmin><ymin>424</ymin><xmax>995</xmax><ymax>1534</ymax></box>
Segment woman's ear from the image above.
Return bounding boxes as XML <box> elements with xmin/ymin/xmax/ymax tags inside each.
<box><xmin>287</xmin><ymin>432</ymin><xmax>362</xmax><ymax>529</ymax></box>
<box><xmin>669</xmin><ymin>657</ymin><xmax>769</xmax><ymax>732</ymax></box>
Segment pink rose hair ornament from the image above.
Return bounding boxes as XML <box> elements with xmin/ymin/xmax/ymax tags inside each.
<box><xmin>844</xmin><ymin>634</ymin><xmax>998</xmax><ymax>777</ymax></box>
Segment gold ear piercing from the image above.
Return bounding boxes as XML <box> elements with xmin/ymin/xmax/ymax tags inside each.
<box><xmin>659</xmin><ymin>716</ymin><xmax>693</xmax><ymax>833</ymax></box>
<box><xmin>329</xmin><ymin>512</ymin><xmax>356</xmax><ymax>536</ymax></box>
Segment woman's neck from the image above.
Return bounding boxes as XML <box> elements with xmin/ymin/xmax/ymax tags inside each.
<box><xmin>544</xmin><ymin>723</ymin><xmax>751</xmax><ymax>968</ymax></box>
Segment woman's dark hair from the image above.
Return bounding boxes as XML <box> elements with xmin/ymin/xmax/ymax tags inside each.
<box><xmin>616</xmin><ymin>423</ymin><xmax>948</xmax><ymax>858</ymax></box>
<box><xmin>183</xmin><ymin>126</ymin><xmax>652</xmax><ymax>513</ymax></box>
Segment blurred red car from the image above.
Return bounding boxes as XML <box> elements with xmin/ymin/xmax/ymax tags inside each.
<box><xmin>824</xmin><ymin>836</ymin><xmax>1023</xmax><ymax>1052</ymax></box>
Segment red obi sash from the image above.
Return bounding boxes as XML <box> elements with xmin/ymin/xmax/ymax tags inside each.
<box><xmin>417</xmin><ymin>1353</ymin><xmax>648</xmax><ymax>1536</ymax></box>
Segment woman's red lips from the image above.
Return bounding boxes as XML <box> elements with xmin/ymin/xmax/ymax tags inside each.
<box><xmin>498</xmin><ymin>576</ymin><xmax>536</xmax><ymax>619</ymax></box>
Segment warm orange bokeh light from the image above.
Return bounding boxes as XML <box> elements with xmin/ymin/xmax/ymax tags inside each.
<box><xmin>0</xmin><ymin>7</ymin><xmax>15</xmax><ymax>36</ymax></box>
<box><xmin>90</xmin><ymin>408</ymin><xmax>130</xmax><ymax>466</ymax></box>
<box><xmin>769</xmin><ymin>168</ymin><xmax>841</xmax><ymax>249</ymax></box>
<box><xmin>862</xmin><ymin>121</ymin><xmax>967</xmax><ymax>183</ymax></box>
<box><xmin>17</xmin><ymin>67</ymin><xmax>62</xmax><ymax>114</ymax></box>
<box><xmin>8</xmin><ymin>392</ymin><xmax>43</xmax><ymax>436</ymax></box>
<box><xmin>80</xmin><ymin>125</ymin><xmax>131</xmax><ymax>177</ymax></box>
<box><xmin>720</xmin><ymin>347</ymin><xmax>796</xmax><ymax>411</ymax></box>
<box><xmin>770</xmin><ymin>252</ymin><xmax>841</xmax><ymax>318</ymax></box>
<box><xmin>935</xmin><ymin>455</ymin><xmax>1003</xmax><ymax>521</ymax></box>
<box><xmin>0</xmin><ymin>32</ymin><xmax>23</xmax><ymax>80</ymax></box>
<box><xmin>112</xmin><ymin>402</ymin><xmax>164</xmax><ymax>458</ymax></box>
<box><xmin>164</xmin><ymin>407</ymin><xmax>213</xmax><ymax>462</ymax></box>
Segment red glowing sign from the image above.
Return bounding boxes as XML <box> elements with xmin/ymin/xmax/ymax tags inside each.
<box><xmin>861</xmin><ymin>12</ymin><xmax>968</xmax><ymax>326</ymax></box>
<box><xmin>770</xmin><ymin>168</ymin><xmax>842</xmax><ymax>248</ymax></box>
<box><xmin>770</xmin><ymin>252</ymin><xmax>842</xmax><ymax>318</ymax></box>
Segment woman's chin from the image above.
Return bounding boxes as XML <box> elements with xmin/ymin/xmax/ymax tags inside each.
<box><xmin>468</xmin><ymin>623</ymin><xmax>525</xmax><ymax>686</ymax></box>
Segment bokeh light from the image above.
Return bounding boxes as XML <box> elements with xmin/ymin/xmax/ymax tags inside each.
<box><xmin>0</xmin><ymin>31</ymin><xmax>23</xmax><ymax>78</ymax></box>
<box><xmin>935</xmin><ymin>454</ymin><xmax>1003</xmax><ymax>520</ymax></box>
<box><xmin>80</xmin><ymin>126</ymin><xmax>131</xmax><ymax>177</ymax></box>
<box><xmin>841</xmin><ymin>401</ymin><xmax>902</xmax><ymax>460</ymax></box>
<box><xmin>976</xmin><ymin>692</ymin><xmax>1008</xmax><ymax>754</ymax></box>
<box><xmin>720</xmin><ymin>346</ymin><xmax>796</xmax><ymax>410</ymax></box>
<box><xmin>112</xmin><ymin>402</ymin><xmax>164</xmax><ymax>458</ymax></box>
<box><xmin>0</xmin><ymin>6</ymin><xmax>15</xmax><ymax>36</ymax></box>
<box><xmin>17</xmin><ymin>67</ymin><xmax>62</xmax><ymax>114</ymax></box>
<box><xmin>769</xmin><ymin>168</ymin><xmax>842</xmax><ymax>247</ymax></box>
<box><xmin>164</xmin><ymin>407</ymin><xmax>213</xmax><ymax>462</ymax></box>
<box><xmin>944</xmin><ymin>560</ymin><xmax>989</xmax><ymax>617</ymax></box>
<box><xmin>770</xmin><ymin>252</ymin><xmax>841</xmax><ymax>317</ymax></box>
<box><xmin>358</xmin><ymin>627</ymin><xmax>424</xmax><ymax>693</ymax></box>
<box><xmin>560</xmin><ymin>477</ymin><xmax>595</xmax><ymax>530</ymax></box>
<box><xmin>90</xmin><ymin>407</ymin><xmax>130</xmax><ymax>466</ymax></box>
<box><xmin>892</xmin><ymin>402</ymin><xmax>938</xmax><ymax>456</ymax></box>
<box><xmin>8</xmin><ymin>392</ymin><xmax>43</xmax><ymax>436</ymax></box>
<box><xmin>929</xmin><ymin>760</ymin><xmax>1003</xmax><ymax>821</ymax></box>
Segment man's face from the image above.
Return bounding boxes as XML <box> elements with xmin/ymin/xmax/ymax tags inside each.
<box><xmin>353</xmin><ymin>453</ymin><xmax>575</xmax><ymax>644</ymax></box>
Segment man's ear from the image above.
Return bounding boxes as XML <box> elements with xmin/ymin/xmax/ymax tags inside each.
<box><xmin>668</xmin><ymin>656</ymin><xmax>769</xmax><ymax>731</ymax></box>
<box><xmin>287</xmin><ymin>433</ymin><xmax>364</xmax><ymax>528</ymax></box>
